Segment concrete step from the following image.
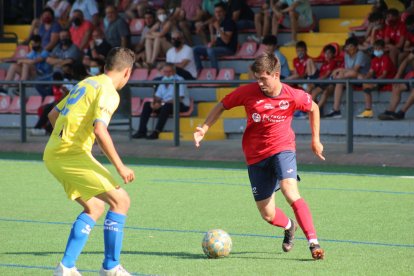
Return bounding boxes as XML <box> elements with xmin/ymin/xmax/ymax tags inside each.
<box><xmin>297</xmin><ymin>33</ymin><xmax>349</xmax><ymax>47</ymax></box>
<box><xmin>319</xmin><ymin>18</ymin><xmax>365</xmax><ymax>33</ymax></box>
<box><xmin>339</xmin><ymin>5</ymin><xmax>373</xmax><ymax>19</ymax></box>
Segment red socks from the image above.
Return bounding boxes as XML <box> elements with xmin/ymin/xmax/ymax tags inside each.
<box><xmin>270</xmin><ymin>208</ymin><xmax>289</xmax><ymax>228</ymax></box>
<box><xmin>291</xmin><ymin>198</ymin><xmax>317</xmax><ymax>240</ymax></box>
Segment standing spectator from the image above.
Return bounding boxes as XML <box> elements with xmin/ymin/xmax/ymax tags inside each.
<box><xmin>166</xmin><ymin>30</ymin><xmax>197</xmax><ymax>80</ymax></box>
<box><xmin>262</xmin><ymin>35</ymin><xmax>290</xmax><ymax>79</ymax></box>
<box><xmin>47</xmin><ymin>29</ymin><xmax>82</xmax><ymax>70</ymax></box>
<box><xmin>250</xmin><ymin>0</ymin><xmax>277</xmax><ymax>43</ymax></box>
<box><xmin>104</xmin><ymin>5</ymin><xmax>131</xmax><ymax>49</ymax></box>
<box><xmin>310</xmin><ymin>45</ymin><xmax>338</xmax><ymax>115</ymax></box>
<box><xmin>273</xmin><ymin>0</ymin><xmax>314</xmax><ymax>46</ymax></box>
<box><xmin>357</xmin><ymin>39</ymin><xmax>396</xmax><ymax>118</ymax></box>
<box><xmin>69</xmin><ymin>9</ymin><xmax>93</xmax><ymax>51</ymax></box>
<box><xmin>193</xmin><ymin>2</ymin><xmax>237</xmax><ymax>72</ymax></box>
<box><xmin>384</xmin><ymin>8</ymin><xmax>406</xmax><ymax>66</ymax></box>
<box><xmin>0</xmin><ymin>35</ymin><xmax>52</xmax><ymax>95</ymax></box>
<box><xmin>325</xmin><ymin>37</ymin><xmax>371</xmax><ymax>118</ymax></box>
<box><xmin>225</xmin><ymin>0</ymin><xmax>254</xmax><ymax>31</ymax></box>
<box><xmin>24</xmin><ymin>7</ymin><xmax>61</xmax><ymax>52</ymax></box>
<box><xmin>46</xmin><ymin>0</ymin><xmax>71</xmax><ymax>27</ymax></box>
<box><xmin>83</xmin><ymin>29</ymin><xmax>112</xmax><ymax>67</ymax></box>
<box><xmin>144</xmin><ymin>7</ymin><xmax>174</xmax><ymax>67</ymax></box>
<box><xmin>132</xmin><ymin>63</ymin><xmax>190</xmax><ymax>140</ymax></box>
<box><xmin>70</xmin><ymin>0</ymin><xmax>99</xmax><ymax>27</ymax></box>
<box><xmin>194</xmin><ymin>0</ymin><xmax>222</xmax><ymax>45</ymax></box>
<box><xmin>134</xmin><ymin>9</ymin><xmax>157</xmax><ymax>66</ymax></box>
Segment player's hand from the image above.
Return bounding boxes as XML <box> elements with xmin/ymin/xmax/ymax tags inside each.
<box><xmin>194</xmin><ymin>126</ymin><xmax>205</xmax><ymax>148</ymax></box>
<box><xmin>118</xmin><ymin>165</ymin><xmax>135</xmax><ymax>184</ymax></box>
<box><xmin>311</xmin><ymin>141</ymin><xmax>325</xmax><ymax>161</ymax></box>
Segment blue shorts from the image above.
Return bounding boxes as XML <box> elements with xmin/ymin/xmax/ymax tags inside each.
<box><xmin>247</xmin><ymin>151</ymin><xmax>300</xmax><ymax>201</ymax></box>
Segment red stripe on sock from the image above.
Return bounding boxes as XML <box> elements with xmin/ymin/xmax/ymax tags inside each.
<box><xmin>291</xmin><ymin>198</ymin><xmax>317</xmax><ymax>240</ymax></box>
<box><xmin>270</xmin><ymin>208</ymin><xmax>289</xmax><ymax>228</ymax></box>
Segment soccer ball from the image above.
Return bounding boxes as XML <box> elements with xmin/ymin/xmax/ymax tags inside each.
<box><xmin>202</xmin><ymin>229</ymin><xmax>232</xmax><ymax>258</ymax></box>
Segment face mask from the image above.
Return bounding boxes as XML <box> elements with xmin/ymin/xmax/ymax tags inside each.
<box><xmin>158</xmin><ymin>14</ymin><xmax>167</xmax><ymax>22</ymax></box>
<box><xmin>32</xmin><ymin>46</ymin><xmax>41</xmax><ymax>52</ymax></box>
<box><xmin>73</xmin><ymin>18</ymin><xmax>82</xmax><ymax>26</ymax></box>
<box><xmin>298</xmin><ymin>52</ymin><xmax>305</xmax><ymax>59</ymax></box>
<box><xmin>95</xmin><ymin>38</ymin><xmax>103</xmax><ymax>45</ymax></box>
<box><xmin>61</xmin><ymin>38</ymin><xmax>72</xmax><ymax>46</ymax></box>
<box><xmin>163</xmin><ymin>76</ymin><xmax>174</xmax><ymax>81</ymax></box>
<box><xmin>172</xmin><ymin>39</ymin><xmax>182</xmax><ymax>48</ymax></box>
<box><xmin>373</xmin><ymin>50</ymin><xmax>384</xmax><ymax>57</ymax></box>
<box><xmin>89</xmin><ymin>67</ymin><xmax>100</xmax><ymax>76</ymax></box>
<box><xmin>43</xmin><ymin>15</ymin><xmax>52</xmax><ymax>24</ymax></box>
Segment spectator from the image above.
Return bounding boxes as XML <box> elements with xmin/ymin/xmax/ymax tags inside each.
<box><xmin>357</xmin><ymin>39</ymin><xmax>396</xmax><ymax>118</ymax></box>
<box><xmin>134</xmin><ymin>8</ymin><xmax>157</xmax><ymax>66</ymax></box>
<box><xmin>83</xmin><ymin>28</ymin><xmax>112</xmax><ymax>67</ymax></box>
<box><xmin>86</xmin><ymin>58</ymin><xmax>104</xmax><ymax>76</ymax></box>
<box><xmin>166</xmin><ymin>30</ymin><xmax>197</xmax><ymax>80</ymax></box>
<box><xmin>69</xmin><ymin>9</ymin><xmax>93</xmax><ymax>51</ymax></box>
<box><xmin>46</xmin><ymin>29</ymin><xmax>82</xmax><ymax>70</ymax></box>
<box><xmin>384</xmin><ymin>8</ymin><xmax>406</xmax><ymax>66</ymax></box>
<box><xmin>262</xmin><ymin>35</ymin><xmax>290</xmax><ymax>79</ymax></box>
<box><xmin>359</xmin><ymin>12</ymin><xmax>386</xmax><ymax>51</ymax></box>
<box><xmin>273</xmin><ymin>0</ymin><xmax>314</xmax><ymax>46</ymax></box>
<box><xmin>0</xmin><ymin>35</ymin><xmax>53</xmax><ymax>96</ymax></box>
<box><xmin>325</xmin><ymin>37</ymin><xmax>371</xmax><ymax>118</ymax></box>
<box><xmin>174</xmin><ymin>0</ymin><xmax>203</xmax><ymax>45</ymax></box>
<box><xmin>193</xmin><ymin>2</ymin><xmax>237</xmax><ymax>72</ymax></box>
<box><xmin>132</xmin><ymin>63</ymin><xmax>190</xmax><ymax>140</ymax></box>
<box><xmin>194</xmin><ymin>0</ymin><xmax>222</xmax><ymax>44</ymax></box>
<box><xmin>24</xmin><ymin>7</ymin><xmax>61</xmax><ymax>52</ymax></box>
<box><xmin>310</xmin><ymin>44</ymin><xmax>338</xmax><ymax>115</ymax></box>
<box><xmin>250</xmin><ymin>0</ymin><xmax>277</xmax><ymax>43</ymax></box>
<box><xmin>225</xmin><ymin>0</ymin><xmax>254</xmax><ymax>31</ymax></box>
<box><xmin>70</xmin><ymin>0</ymin><xmax>99</xmax><ymax>27</ymax></box>
<box><xmin>400</xmin><ymin>14</ymin><xmax>414</xmax><ymax>62</ymax></box>
<box><xmin>144</xmin><ymin>7</ymin><xmax>174</xmax><ymax>67</ymax></box>
<box><xmin>45</xmin><ymin>0</ymin><xmax>71</xmax><ymax>27</ymax></box>
<box><xmin>286</xmin><ymin>40</ymin><xmax>317</xmax><ymax>81</ymax></box>
<box><xmin>378</xmin><ymin>53</ymin><xmax>414</xmax><ymax>120</ymax></box>
<box><xmin>104</xmin><ymin>5</ymin><xmax>131</xmax><ymax>48</ymax></box>
<box><xmin>124</xmin><ymin>0</ymin><xmax>151</xmax><ymax>20</ymax></box>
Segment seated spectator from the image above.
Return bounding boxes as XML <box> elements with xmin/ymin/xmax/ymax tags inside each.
<box><xmin>45</xmin><ymin>0</ymin><xmax>71</xmax><ymax>27</ymax></box>
<box><xmin>225</xmin><ymin>0</ymin><xmax>254</xmax><ymax>31</ymax></box>
<box><xmin>166</xmin><ymin>30</ymin><xmax>197</xmax><ymax>80</ymax></box>
<box><xmin>272</xmin><ymin>0</ymin><xmax>314</xmax><ymax>46</ymax></box>
<box><xmin>357</xmin><ymin>39</ymin><xmax>396</xmax><ymax>118</ymax></box>
<box><xmin>0</xmin><ymin>35</ymin><xmax>53</xmax><ymax>96</ymax></box>
<box><xmin>86</xmin><ymin>58</ymin><xmax>104</xmax><ymax>76</ymax></box>
<box><xmin>174</xmin><ymin>0</ymin><xmax>203</xmax><ymax>45</ymax></box>
<box><xmin>378</xmin><ymin>53</ymin><xmax>414</xmax><ymax>120</ymax></box>
<box><xmin>24</xmin><ymin>7</ymin><xmax>61</xmax><ymax>52</ymax></box>
<box><xmin>134</xmin><ymin>8</ymin><xmax>157</xmax><ymax>66</ymax></box>
<box><xmin>46</xmin><ymin>29</ymin><xmax>82</xmax><ymax>70</ymax></box>
<box><xmin>359</xmin><ymin>12</ymin><xmax>386</xmax><ymax>51</ymax></box>
<box><xmin>310</xmin><ymin>44</ymin><xmax>338</xmax><ymax>115</ymax></box>
<box><xmin>400</xmin><ymin>14</ymin><xmax>414</xmax><ymax>62</ymax></box>
<box><xmin>124</xmin><ymin>0</ymin><xmax>151</xmax><ymax>20</ymax></box>
<box><xmin>193</xmin><ymin>2</ymin><xmax>237</xmax><ymax>72</ymax></box>
<box><xmin>69</xmin><ymin>9</ymin><xmax>93</xmax><ymax>51</ymax></box>
<box><xmin>325</xmin><ymin>37</ymin><xmax>371</xmax><ymax>118</ymax></box>
<box><xmin>104</xmin><ymin>5</ymin><xmax>131</xmax><ymax>48</ymax></box>
<box><xmin>250</xmin><ymin>0</ymin><xmax>277</xmax><ymax>43</ymax></box>
<box><xmin>194</xmin><ymin>0</ymin><xmax>222</xmax><ymax>44</ymax></box>
<box><xmin>286</xmin><ymin>40</ymin><xmax>317</xmax><ymax>81</ymax></box>
<box><xmin>144</xmin><ymin>7</ymin><xmax>174</xmax><ymax>67</ymax></box>
<box><xmin>70</xmin><ymin>0</ymin><xmax>99</xmax><ymax>27</ymax></box>
<box><xmin>262</xmin><ymin>35</ymin><xmax>290</xmax><ymax>79</ymax></box>
<box><xmin>132</xmin><ymin>63</ymin><xmax>190</xmax><ymax>140</ymax></box>
<box><xmin>83</xmin><ymin>29</ymin><xmax>112</xmax><ymax>67</ymax></box>
<box><xmin>384</xmin><ymin>8</ymin><xmax>406</xmax><ymax>66</ymax></box>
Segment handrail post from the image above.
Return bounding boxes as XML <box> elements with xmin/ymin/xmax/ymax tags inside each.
<box><xmin>20</xmin><ymin>81</ymin><xmax>27</xmax><ymax>143</ymax></box>
<box><xmin>173</xmin><ymin>81</ymin><xmax>180</xmax><ymax>146</ymax></box>
<box><xmin>345</xmin><ymin>79</ymin><xmax>353</xmax><ymax>153</ymax></box>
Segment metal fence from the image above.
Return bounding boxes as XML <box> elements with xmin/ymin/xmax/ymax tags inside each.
<box><xmin>0</xmin><ymin>78</ymin><xmax>413</xmax><ymax>153</ymax></box>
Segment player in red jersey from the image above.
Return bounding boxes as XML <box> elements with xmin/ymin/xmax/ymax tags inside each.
<box><xmin>193</xmin><ymin>52</ymin><xmax>325</xmax><ymax>260</ymax></box>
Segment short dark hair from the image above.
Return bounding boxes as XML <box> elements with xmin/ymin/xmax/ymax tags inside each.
<box><xmin>251</xmin><ymin>53</ymin><xmax>281</xmax><ymax>75</ymax></box>
<box><xmin>262</xmin><ymin>35</ymin><xmax>278</xmax><ymax>46</ymax></box>
<box><xmin>368</xmin><ymin>12</ymin><xmax>383</xmax><ymax>23</ymax></box>
<box><xmin>163</xmin><ymin>62</ymin><xmax>176</xmax><ymax>72</ymax></box>
<box><xmin>345</xmin><ymin>36</ymin><xmax>359</xmax><ymax>47</ymax></box>
<box><xmin>324</xmin><ymin>44</ymin><xmax>336</xmax><ymax>55</ymax></box>
<box><xmin>386</xmin><ymin>8</ymin><xmax>400</xmax><ymax>17</ymax></box>
<box><xmin>105</xmin><ymin>47</ymin><xmax>135</xmax><ymax>72</ymax></box>
<box><xmin>373</xmin><ymin>39</ymin><xmax>385</xmax><ymax>48</ymax></box>
<box><xmin>214</xmin><ymin>2</ymin><xmax>227</xmax><ymax>10</ymax></box>
<box><xmin>296</xmin><ymin>40</ymin><xmax>307</xmax><ymax>51</ymax></box>
<box><xmin>42</xmin><ymin>7</ymin><xmax>55</xmax><ymax>19</ymax></box>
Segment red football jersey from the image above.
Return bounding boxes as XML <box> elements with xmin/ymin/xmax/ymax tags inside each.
<box><xmin>384</xmin><ymin>22</ymin><xmax>406</xmax><ymax>45</ymax></box>
<box><xmin>319</xmin><ymin>60</ymin><xmax>337</xmax><ymax>78</ymax></box>
<box><xmin>370</xmin><ymin>55</ymin><xmax>396</xmax><ymax>78</ymax></box>
<box><xmin>405</xmin><ymin>31</ymin><xmax>414</xmax><ymax>45</ymax></box>
<box><xmin>221</xmin><ymin>82</ymin><xmax>312</xmax><ymax>165</ymax></box>
<box><xmin>373</xmin><ymin>28</ymin><xmax>385</xmax><ymax>41</ymax></box>
<box><xmin>293</xmin><ymin>56</ymin><xmax>309</xmax><ymax>77</ymax></box>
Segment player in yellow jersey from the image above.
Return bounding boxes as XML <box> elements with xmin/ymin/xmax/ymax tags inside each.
<box><xmin>44</xmin><ymin>47</ymin><xmax>136</xmax><ymax>276</ymax></box>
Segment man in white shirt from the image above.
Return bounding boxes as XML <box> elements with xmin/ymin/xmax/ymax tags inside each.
<box><xmin>166</xmin><ymin>31</ymin><xmax>197</xmax><ymax>80</ymax></box>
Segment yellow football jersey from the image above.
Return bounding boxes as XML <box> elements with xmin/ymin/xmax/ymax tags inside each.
<box><xmin>43</xmin><ymin>74</ymin><xmax>120</xmax><ymax>160</ymax></box>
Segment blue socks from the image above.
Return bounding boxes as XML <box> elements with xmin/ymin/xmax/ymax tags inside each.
<box><xmin>62</xmin><ymin>213</ymin><xmax>96</xmax><ymax>268</ymax></box>
<box><xmin>103</xmin><ymin>211</ymin><xmax>126</xmax><ymax>270</ymax></box>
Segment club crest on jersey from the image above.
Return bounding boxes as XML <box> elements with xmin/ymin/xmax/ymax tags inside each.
<box><xmin>279</xmin><ymin>100</ymin><xmax>289</xmax><ymax>110</ymax></box>
<box><xmin>252</xmin><ymin>113</ymin><xmax>261</xmax><ymax>122</ymax></box>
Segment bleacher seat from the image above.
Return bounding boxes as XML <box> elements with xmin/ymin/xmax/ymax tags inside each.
<box><xmin>26</xmin><ymin>95</ymin><xmax>42</xmax><ymax>114</ymax></box>
<box><xmin>148</xmin><ymin>69</ymin><xmax>162</xmax><ymax>80</ymax></box>
<box><xmin>310</xmin><ymin>0</ymin><xmax>353</xmax><ymax>5</ymax></box>
<box><xmin>279</xmin><ymin>14</ymin><xmax>317</xmax><ymax>33</ymax></box>
<box><xmin>1</xmin><ymin>45</ymin><xmax>30</xmax><ymax>62</ymax></box>
<box><xmin>223</xmin><ymin>42</ymin><xmax>257</xmax><ymax>60</ymax></box>
<box><xmin>131</xmin><ymin>68</ymin><xmax>149</xmax><ymax>81</ymax></box>
<box><xmin>131</xmin><ymin>96</ymin><xmax>142</xmax><ymax>116</ymax></box>
<box><xmin>130</xmin><ymin>18</ymin><xmax>145</xmax><ymax>35</ymax></box>
<box><xmin>189</xmin><ymin>68</ymin><xmax>217</xmax><ymax>87</ymax></box>
<box><xmin>216</xmin><ymin>68</ymin><xmax>235</xmax><ymax>81</ymax></box>
<box><xmin>42</xmin><ymin>95</ymin><xmax>55</xmax><ymax>105</ymax></box>
<box><xmin>254</xmin><ymin>44</ymin><xmax>266</xmax><ymax>58</ymax></box>
<box><xmin>0</xmin><ymin>95</ymin><xmax>11</xmax><ymax>113</ymax></box>
<box><xmin>246</xmin><ymin>0</ymin><xmax>265</xmax><ymax>7</ymax></box>
<box><xmin>8</xmin><ymin>95</ymin><xmax>21</xmax><ymax>114</ymax></box>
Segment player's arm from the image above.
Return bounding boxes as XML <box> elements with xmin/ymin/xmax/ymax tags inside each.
<box><xmin>48</xmin><ymin>107</ymin><xmax>60</xmax><ymax>128</ymax></box>
<box><xmin>94</xmin><ymin>121</ymin><xmax>135</xmax><ymax>184</ymax></box>
<box><xmin>308</xmin><ymin>101</ymin><xmax>325</xmax><ymax>161</ymax></box>
<box><xmin>194</xmin><ymin>102</ymin><xmax>225</xmax><ymax>147</ymax></box>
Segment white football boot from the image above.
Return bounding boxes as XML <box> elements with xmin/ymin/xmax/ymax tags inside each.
<box><xmin>53</xmin><ymin>262</ymin><xmax>82</xmax><ymax>276</ymax></box>
<box><xmin>99</xmin><ymin>264</ymin><xmax>131</xmax><ymax>276</ymax></box>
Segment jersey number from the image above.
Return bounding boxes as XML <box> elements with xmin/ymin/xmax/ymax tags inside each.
<box><xmin>61</xmin><ymin>85</ymin><xmax>86</xmax><ymax>116</ymax></box>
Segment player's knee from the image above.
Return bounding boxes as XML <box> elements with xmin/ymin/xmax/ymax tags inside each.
<box><xmin>111</xmin><ymin>192</ymin><xmax>131</xmax><ymax>214</ymax></box>
<box><xmin>260</xmin><ymin>213</ymin><xmax>274</xmax><ymax>223</ymax></box>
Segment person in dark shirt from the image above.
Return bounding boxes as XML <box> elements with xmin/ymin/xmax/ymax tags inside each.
<box><xmin>225</xmin><ymin>0</ymin><xmax>254</xmax><ymax>31</ymax></box>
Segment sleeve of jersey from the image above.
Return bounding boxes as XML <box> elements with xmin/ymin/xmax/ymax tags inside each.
<box><xmin>93</xmin><ymin>89</ymin><xmax>117</xmax><ymax>127</ymax></box>
<box><xmin>294</xmin><ymin>89</ymin><xmax>312</xmax><ymax>112</ymax></box>
<box><xmin>221</xmin><ymin>87</ymin><xmax>244</xmax><ymax>110</ymax></box>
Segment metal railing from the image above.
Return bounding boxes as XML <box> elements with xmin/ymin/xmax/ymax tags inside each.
<box><xmin>0</xmin><ymin>78</ymin><xmax>413</xmax><ymax>153</ymax></box>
